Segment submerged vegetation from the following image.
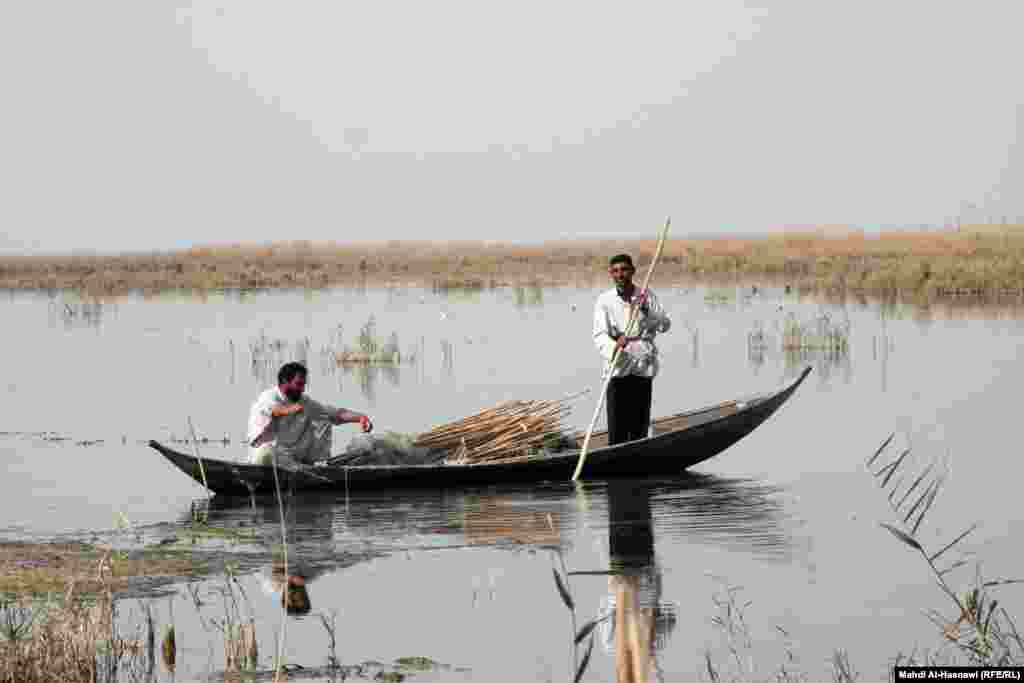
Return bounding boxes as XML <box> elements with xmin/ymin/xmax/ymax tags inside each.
<box><xmin>4</xmin><ymin>225</ymin><xmax>1024</xmax><ymax>298</ymax></box>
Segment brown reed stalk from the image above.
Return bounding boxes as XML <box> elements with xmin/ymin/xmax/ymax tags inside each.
<box><xmin>0</xmin><ymin>568</ymin><xmax>153</xmax><ymax>683</ymax></box>
<box><xmin>413</xmin><ymin>396</ymin><xmax>580</xmax><ymax>464</ymax></box>
<box><xmin>225</xmin><ymin>622</ymin><xmax>259</xmax><ymax>672</ymax></box>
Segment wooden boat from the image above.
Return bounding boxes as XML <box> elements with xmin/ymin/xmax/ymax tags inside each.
<box><xmin>150</xmin><ymin>366</ymin><xmax>811</xmax><ymax>496</ymax></box>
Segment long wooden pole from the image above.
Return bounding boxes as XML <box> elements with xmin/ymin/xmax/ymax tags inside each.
<box><xmin>571</xmin><ymin>217</ymin><xmax>671</xmax><ymax>481</ymax></box>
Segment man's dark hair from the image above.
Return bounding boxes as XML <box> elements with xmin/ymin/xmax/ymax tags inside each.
<box><xmin>278</xmin><ymin>362</ymin><xmax>308</xmax><ymax>385</ymax></box>
<box><xmin>609</xmin><ymin>254</ymin><xmax>634</xmax><ymax>268</ymax></box>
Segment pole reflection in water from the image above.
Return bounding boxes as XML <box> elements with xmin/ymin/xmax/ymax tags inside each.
<box><xmin>601</xmin><ymin>481</ymin><xmax>676</xmax><ymax>682</ymax></box>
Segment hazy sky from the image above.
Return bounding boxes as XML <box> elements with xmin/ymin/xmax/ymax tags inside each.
<box><xmin>2</xmin><ymin>1</ymin><xmax>1022</xmax><ymax>254</ymax></box>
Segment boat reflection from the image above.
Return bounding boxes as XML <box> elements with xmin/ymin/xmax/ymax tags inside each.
<box><xmin>461</xmin><ymin>494</ymin><xmax>563</xmax><ymax>547</ymax></box>
<box><xmin>186</xmin><ymin>472</ymin><xmax>798</xmax><ymax>638</ymax></box>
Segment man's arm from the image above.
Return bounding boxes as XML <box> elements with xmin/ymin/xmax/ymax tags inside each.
<box><xmin>248</xmin><ymin>401</ymin><xmax>304</xmax><ymax>447</ymax></box>
<box><xmin>271</xmin><ymin>404</ymin><xmax>304</xmax><ymax>418</ymax></box>
<box><xmin>326</xmin><ymin>405</ymin><xmax>373</xmax><ymax>433</ymax></box>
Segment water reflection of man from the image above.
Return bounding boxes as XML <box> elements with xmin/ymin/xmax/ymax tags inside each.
<box><xmin>600</xmin><ymin>482</ymin><xmax>677</xmax><ymax>682</ymax></box>
<box><xmin>258</xmin><ymin>500</ymin><xmax>337</xmax><ymax>615</ymax></box>
<box><xmin>259</xmin><ymin>562</ymin><xmax>313</xmax><ymax>615</ymax></box>
<box><xmin>593</xmin><ymin>254</ymin><xmax>672</xmax><ymax>445</ymax></box>
<box><xmin>247</xmin><ymin>362</ymin><xmax>373</xmax><ymax>466</ymax></box>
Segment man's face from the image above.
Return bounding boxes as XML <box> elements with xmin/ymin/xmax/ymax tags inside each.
<box><xmin>280</xmin><ymin>374</ymin><xmax>306</xmax><ymax>402</ymax></box>
<box><xmin>609</xmin><ymin>262</ymin><xmax>635</xmax><ymax>290</ymax></box>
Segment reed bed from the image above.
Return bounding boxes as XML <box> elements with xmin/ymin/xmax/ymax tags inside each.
<box><xmin>781</xmin><ymin>312</ymin><xmax>850</xmax><ymax>352</ymax></box>
<box><xmin>748</xmin><ymin>312</ymin><xmax>851</xmax><ymax>363</ymax></box>
<box><xmin>242</xmin><ymin>318</ymin><xmax>416</xmax><ymax>397</ymax></box>
<box><xmin>413</xmin><ymin>396</ymin><xmax>582</xmax><ymax>465</ymax></box>
<box><xmin>334</xmin><ymin>316</ymin><xmax>404</xmax><ymax>366</ymax></box>
<box><xmin>5</xmin><ymin>225</ymin><xmax>1024</xmax><ymax>298</ymax></box>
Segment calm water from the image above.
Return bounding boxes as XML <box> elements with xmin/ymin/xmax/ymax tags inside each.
<box><xmin>2</xmin><ymin>283</ymin><xmax>1023</xmax><ymax>681</ymax></box>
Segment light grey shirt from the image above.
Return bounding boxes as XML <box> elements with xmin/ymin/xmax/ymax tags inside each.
<box><xmin>593</xmin><ymin>287</ymin><xmax>671</xmax><ymax>379</ymax></box>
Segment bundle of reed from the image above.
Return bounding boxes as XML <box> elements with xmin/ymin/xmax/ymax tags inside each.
<box><xmin>414</xmin><ymin>396</ymin><xmax>583</xmax><ymax>465</ymax></box>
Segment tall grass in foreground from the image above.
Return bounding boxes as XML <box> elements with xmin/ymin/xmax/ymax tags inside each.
<box><xmin>864</xmin><ymin>435</ymin><xmax>1024</xmax><ymax>666</ymax></box>
<box><xmin>0</xmin><ymin>577</ymin><xmax>158</xmax><ymax>683</ymax></box>
<box><xmin>701</xmin><ymin>435</ymin><xmax>1024</xmax><ymax>682</ymax></box>
<box><xmin>195</xmin><ymin>567</ymin><xmax>260</xmax><ymax>674</ymax></box>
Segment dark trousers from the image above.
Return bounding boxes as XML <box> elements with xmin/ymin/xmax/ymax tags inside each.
<box><xmin>606</xmin><ymin>375</ymin><xmax>653</xmax><ymax>446</ymax></box>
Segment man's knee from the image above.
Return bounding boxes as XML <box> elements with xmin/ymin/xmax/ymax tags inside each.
<box><xmin>249</xmin><ymin>445</ymin><xmax>300</xmax><ymax>468</ymax></box>
<box><xmin>249</xmin><ymin>444</ymin><xmax>274</xmax><ymax>465</ymax></box>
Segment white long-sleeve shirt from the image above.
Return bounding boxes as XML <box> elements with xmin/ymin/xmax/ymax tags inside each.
<box><xmin>593</xmin><ymin>287</ymin><xmax>671</xmax><ymax>379</ymax></box>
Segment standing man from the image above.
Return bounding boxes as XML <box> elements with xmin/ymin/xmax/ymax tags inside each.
<box><xmin>247</xmin><ymin>362</ymin><xmax>373</xmax><ymax>466</ymax></box>
<box><xmin>593</xmin><ymin>254</ymin><xmax>671</xmax><ymax>446</ymax></box>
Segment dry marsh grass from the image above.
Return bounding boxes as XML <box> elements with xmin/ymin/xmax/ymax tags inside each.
<box><xmin>0</xmin><ymin>575</ymin><xmax>160</xmax><ymax>683</ymax></box>
<box><xmin>4</xmin><ymin>225</ymin><xmax>1024</xmax><ymax>297</ymax></box>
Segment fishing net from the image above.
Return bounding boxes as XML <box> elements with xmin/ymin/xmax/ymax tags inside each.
<box><xmin>326</xmin><ymin>432</ymin><xmax>446</xmax><ymax>467</ymax></box>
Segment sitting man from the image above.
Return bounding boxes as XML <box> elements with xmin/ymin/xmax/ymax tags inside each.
<box><xmin>247</xmin><ymin>361</ymin><xmax>373</xmax><ymax>467</ymax></box>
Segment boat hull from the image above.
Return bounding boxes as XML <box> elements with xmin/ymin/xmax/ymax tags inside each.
<box><xmin>150</xmin><ymin>367</ymin><xmax>811</xmax><ymax>496</ymax></box>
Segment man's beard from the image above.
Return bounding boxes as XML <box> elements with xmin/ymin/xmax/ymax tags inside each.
<box><xmin>284</xmin><ymin>389</ymin><xmax>302</xmax><ymax>402</ymax></box>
